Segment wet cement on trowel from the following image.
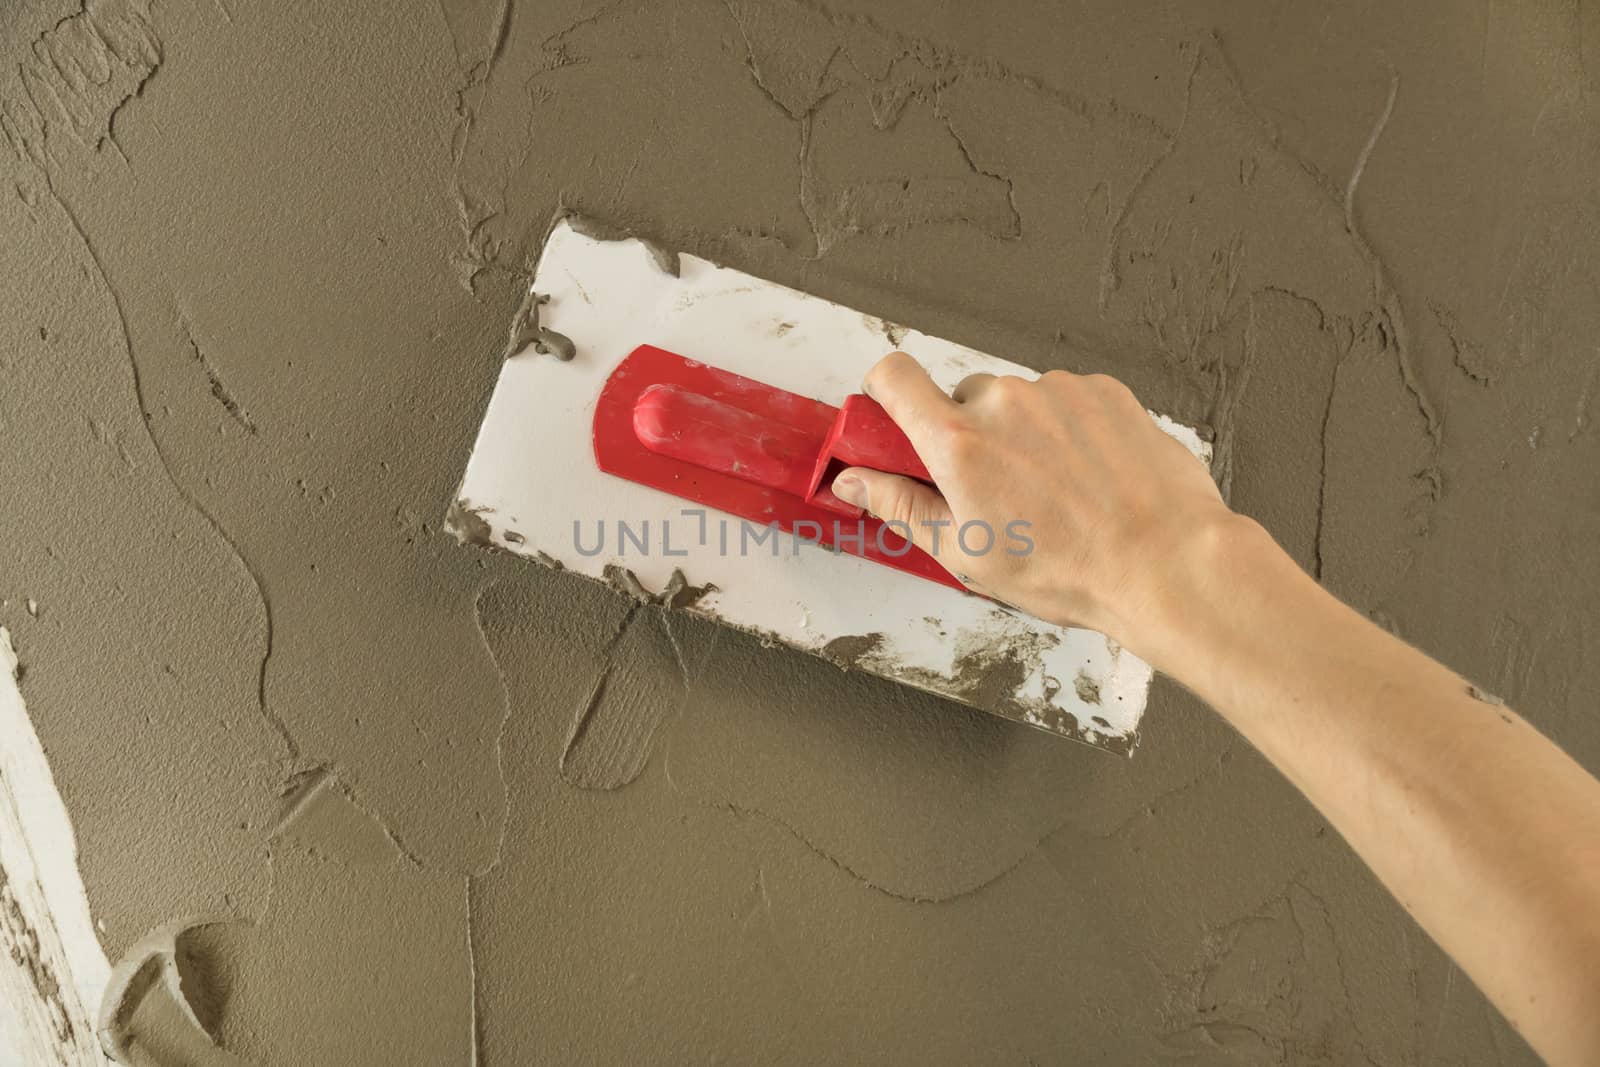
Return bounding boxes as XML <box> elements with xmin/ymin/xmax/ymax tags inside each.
<box><xmin>501</xmin><ymin>288</ymin><xmax>576</xmax><ymax>362</ymax></box>
<box><xmin>2</xmin><ymin>0</ymin><xmax>1596</xmax><ymax>1063</ymax></box>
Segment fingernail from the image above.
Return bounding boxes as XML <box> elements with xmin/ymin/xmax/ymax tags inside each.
<box><xmin>831</xmin><ymin>473</ymin><xmax>865</xmax><ymax>507</ymax></box>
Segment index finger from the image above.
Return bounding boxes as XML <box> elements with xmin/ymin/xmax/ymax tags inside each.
<box><xmin>862</xmin><ymin>351</ymin><xmax>960</xmax><ymax>448</ymax></box>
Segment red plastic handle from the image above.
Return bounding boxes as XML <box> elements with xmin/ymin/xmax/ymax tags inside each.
<box><xmin>597</xmin><ymin>344</ymin><xmax>964</xmax><ymax>590</ymax></box>
<box><xmin>803</xmin><ymin>395</ymin><xmax>931</xmax><ymax>515</ymax></box>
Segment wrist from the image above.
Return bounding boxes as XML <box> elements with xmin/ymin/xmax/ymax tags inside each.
<box><xmin>1107</xmin><ymin>509</ymin><xmax>1285</xmax><ymax>677</ymax></box>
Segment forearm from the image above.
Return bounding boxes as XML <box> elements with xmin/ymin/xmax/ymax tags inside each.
<box><xmin>847</xmin><ymin>354</ymin><xmax>1600</xmax><ymax>1061</ymax></box>
<box><xmin>1135</xmin><ymin>517</ymin><xmax>1600</xmax><ymax>1065</ymax></box>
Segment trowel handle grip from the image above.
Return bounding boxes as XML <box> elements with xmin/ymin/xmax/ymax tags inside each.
<box><xmin>803</xmin><ymin>394</ymin><xmax>933</xmax><ymax>513</ymax></box>
<box><xmin>829</xmin><ymin>395</ymin><xmax>932</xmax><ymax>481</ymax></box>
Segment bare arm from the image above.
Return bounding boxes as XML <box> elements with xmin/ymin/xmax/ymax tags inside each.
<box><xmin>833</xmin><ymin>352</ymin><xmax>1600</xmax><ymax>1067</ymax></box>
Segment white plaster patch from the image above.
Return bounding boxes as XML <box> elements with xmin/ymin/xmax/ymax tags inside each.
<box><xmin>0</xmin><ymin>627</ymin><xmax>114</xmax><ymax>1064</ymax></box>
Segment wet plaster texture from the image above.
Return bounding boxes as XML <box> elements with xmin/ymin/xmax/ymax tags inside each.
<box><xmin>1</xmin><ymin>0</ymin><xmax>1596</xmax><ymax>1063</ymax></box>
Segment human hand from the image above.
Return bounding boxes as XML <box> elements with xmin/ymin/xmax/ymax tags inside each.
<box><xmin>830</xmin><ymin>352</ymin><xmax>1244</xmax><ymax>652</ymax></box>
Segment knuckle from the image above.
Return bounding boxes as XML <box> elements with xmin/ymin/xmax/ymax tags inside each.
<box><xmin>989</xmin><ymin>375</ymin><xmax>1028</xmax><ymax>402</ymax></box>
<box><xmin>1085</xmin><ymin>372</ymin><xmax>1140</xmax><ymax>409</ymax></box>
<box><xmin>953</xmin><ymin>372</ymin><xmax>992</xmax><ymax>400</ymax></box>
<box><xmin>865</xmin><ymin>351</ymin><xmax>908</xmax><ymax>389</ymax></box>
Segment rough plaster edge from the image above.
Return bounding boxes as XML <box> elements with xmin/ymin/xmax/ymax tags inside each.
<box><xmin>0</xmin><ymin>627</ymin><xmax>114</xmax><ymax>1065</ymax></box>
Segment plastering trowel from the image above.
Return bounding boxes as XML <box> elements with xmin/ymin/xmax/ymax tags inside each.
<box><xmin>451</xmin><ymin>216</ymin><xmax>1210</xmax><ymax>753</ymax></box>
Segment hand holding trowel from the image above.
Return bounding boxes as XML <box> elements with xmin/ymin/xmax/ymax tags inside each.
<box><xmin>454</xmin><ymin>217</ymin><xmax>1600</xmax><ymax>1065</ymax></box>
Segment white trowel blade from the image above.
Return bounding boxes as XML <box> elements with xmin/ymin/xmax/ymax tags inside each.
<box><xmin>451</xmin><ymin>217</ymin><xmax>1211</xmax><ymax>754</ymax></box>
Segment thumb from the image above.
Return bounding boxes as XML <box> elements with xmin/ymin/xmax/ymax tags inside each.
<box><xmin>831</xmin><ymin>467</ymin><xmax>956</xmax><ymax>561</ymax></box>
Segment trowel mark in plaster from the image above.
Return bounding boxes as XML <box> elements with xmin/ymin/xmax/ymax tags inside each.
<box><xmin>98</xmin><ymin>915</ymin><xmax>271</xmax><ymax>1067</ymax></box>
<box><xmin>530</xmin><ymin>1</ymin><xmax>1031</xmax><ymax>261</ymax></box>
<box><xmin>15</xmin><ymin>110</ymin><xmax>298</xmax><ymax>769</ymax></box>
<box><xmin>477</xmin><ymin>577</ymin><xmax>1049</xmax><ymax>903</ymax></box>
<box><xmin>0</xmin><ymin>0</ymin><xmax>161</xmax><ymax>167</ymax></box>
<box><xmin>185</xmin><ymin>328</ymin><xmax>257</xmax><ymax>434</ymax></box>
<box><xmin>101</xmin><ymin>769</ymin><xmax>436</xmax><ymax>1064</ymax></box>
<box><xmin>479</xmin><ymin>561</ymin><xmax>1088</xmax><ymax>903</ymax></box>
<box><xmin>555</xmin><ymin>566</ymin><xmax>721</xmax><ymax>790</ymax></box>
<box><xmin>270</xmin><ymin>766</ymin><xmax>402</xmax><ymax>868</ymax></box>
<box><xmin>793</xmin><ymin>96</ymin><xmax>1022</xmax><ymax>257</ymax></box>
<box><xmin>1102</xmin><ymin>39</ymin><xmax>1420</xmax><ymax>359</ymax></box>
<box><xmin>1101</xmin><ymin>39</ymin><xmax>1441</xmax><ymax>599</ymax></box>
<box><xmin>1432</xmin><ymin>301</ymin><xmax>1494</xmax><ymax>386</ymax></box>
<box><xmin>724</xmin><ymin>0</ymin><xmax>1163</xmax><ymax>257</ymax></box>
<box><xmin>1163</xmin><ymin>880</ymin><xmax>1387</xmax><ymax>1063</ymax></box>
<box><xmin>561</xmin><ymin>604</ymin><xmax>688</xmax><ymax>791</ymax></box>
<box><xmin>721</xmin><ymin>14</ymin><xmax>1442</xmax><ymax>593</ymax></box>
